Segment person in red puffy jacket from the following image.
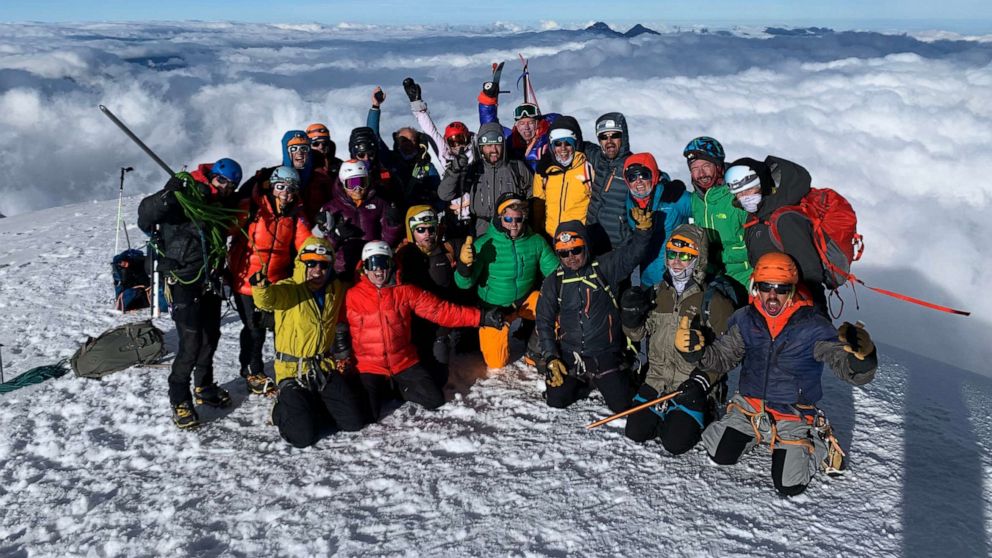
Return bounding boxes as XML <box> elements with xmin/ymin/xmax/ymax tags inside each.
<box><xmin>228</xmin><ymin>166</ymin><xmax>312</xmax><ymax>395</ymax></box>
<box><xmin>343</xmin><ymin>241</ymin><xmax>503</xmax><ymax>420</ymax></box>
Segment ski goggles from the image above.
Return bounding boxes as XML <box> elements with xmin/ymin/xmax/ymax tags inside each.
<box><xmin>624</xmin><ymin>164</ymin><xmax>653</xmax><ymax>184</ymax></box>
<box><xmin>446</xmin><ymin>134</ymin><xmax>469</xmax><ymax>148</ymax></box>
<box><xmin>755</xmin><ymin>282</ymin><xmax>795</xmax><ymax>295</ymax></box>
<box><xmin>363</xmin><ymin>255</ymin><xmax>393</xmax><ymax>271</ymax></box>
<box><xmin>598</xmin><ymin>132</ymin><xmax>622</xmax><ymax>141</ymax></box>
<box><xmin>304</xmin><ymin>260</ymin><xmax>331</xmax><ymax>270</ymax></box>
<box><xmin>287</xmin><ymin>145</ymin><xmax>310</xmax><ymax>154</ymax></box>
<box><xmin>300</xmin><ymin>244</ymin><xmax>333</xmax><ymax>262</ymax></box>
<box><xmin>556</xmin><ymin>246</ymin><xmax>585</xmax><ymax>258</ymax></box>
<box><xmin>665</xmin><ymin>250</ymin><xmax>696</xmax><ymax>262</ymax></box>
<box><xmin>413</xmin><ymin>225</ymin><xmax>437</xmax><ymax>235</ymax></box>
<box><xmin>343</xmin><ymin>176</ymin><xmax>369</xmax><ymax>190</ymax></box>
<box><xmin>501</xmin><ymin>215</ymin><xmax>525</xmax><ymax>224</ymax></box>
<box><xmin>272</xmin><ymin>181</ymin><xmax>299</xmax><ymax>192</ymax></box>
<box><xmin>478</xmin><ymin>131</ymin><xmax>504</xmax><ymax>146</ymax></box>
<box><xmin>513</xmin><ymin>103</ymin><xmax>539</xmax><ymax>121</ymax></box>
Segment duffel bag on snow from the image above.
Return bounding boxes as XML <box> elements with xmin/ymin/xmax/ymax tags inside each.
<box><xmin>71</xmin><ymin>320</ymin><xmax>165</xmax><ymax>379</ymax></box>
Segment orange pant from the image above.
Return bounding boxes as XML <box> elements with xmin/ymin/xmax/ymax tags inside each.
<box><xmin>479</xmin><ymin>291</ymin><xmax>540</xmax><ymax>369</ymax></box>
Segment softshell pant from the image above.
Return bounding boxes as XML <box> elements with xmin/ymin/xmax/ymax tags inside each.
<box><xmin>701</xmin><ymin>393</ymin><xmax>828</xmax><ymax>496</ymax></box>
<box><xmin>234</xmin><ymin>293</ymin><xmax>271</xmax><ymax>378</ymax></box>
<box><xmin>272</xmin><ymin>374</ymin><xmax>368</xmax><ymax>448</ymax></box>
<box><xmin>545</xmin><ymin>350</ymin><xmax>634</xmax><ymax>413</ymax></box>
<box><xmin>359</xmin><ymin>364</ymin><xmax>445</xmax><ymax>422</ymax></box>
<box><xmin>479</xmin><ymin>291</ymin><xmax>540</xmax><ymax>369</ymax></box>
<box><xmin>167</xmin><ymin>283</ymin><xmax>222</xmax><ymax>406</ymax></box>
<box><xmin>624</xmin><ymin>383</ymin><xmax>706</xmax><ymax>455</ymax></box>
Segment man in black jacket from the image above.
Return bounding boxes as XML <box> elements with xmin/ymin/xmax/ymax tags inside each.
<box><xmin>137</xmin><ymin>163</ymin><xmax>241</xmax><ymax>429</ymax></box>
<box><xmin>535</xmin><ymin>209</ymin><xmax>651</xmax><ymax>412</ymax></box>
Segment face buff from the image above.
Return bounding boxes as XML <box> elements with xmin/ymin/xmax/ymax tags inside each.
<box><xmin>738</xmin><ymin>193</ymin><xmax>762</xmax><ymax>213</ymax></box>
<box><xmin>669</xmin><ymin>258</ymin><xmax>697</xmax><ymax>294</ymax></box>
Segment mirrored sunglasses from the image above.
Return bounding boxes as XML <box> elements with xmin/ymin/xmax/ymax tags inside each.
<box><xmin>502</xmin><ymin>216</ymin><xmax>525</xmax><ymax>224</ymax></box>
<box><xmin>287</xmin><ymin>145</ymin><xmax>311</xmax><ymax>154</ymax></box>
<box><xmin>665</xmin><ymin>250</ymin><xmax>695</xmax><ymax>262</ymax></box>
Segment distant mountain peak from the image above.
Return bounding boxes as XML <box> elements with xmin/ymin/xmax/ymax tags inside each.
<box><xmin>625</xmin><ymin>24</ymin><xmax>660</xmax><ymax>37</ymax></box>
<box><xmin>585</xmin><ymin>21</ymin><xmax>624</xmax><ymax>37</ymax></box>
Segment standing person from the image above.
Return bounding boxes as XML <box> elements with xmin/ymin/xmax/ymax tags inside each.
<box><xmin>477</xmin><ymin>69</ymin><xmax>559</xmax><ymax>171</ymax></box>
<box><xmin>683</xmin><ymin>137</ymin><xmax>750</xmax><ymax>300</ymax></box>
<box><xmin>676</xmin><ymin>252</ymin><xmax>878</xmax><ymax>495</ymax></box>
<box><xmin>228</xmin><ymin>166</ymin><xmax>312</xmax><ymax>396</ymax></box>
<box><xmin>437</xmin><ymin>122</ymin><xmax>532</xmax><ymax>237</ymax></box>
<box><xmin>240</xmin><ymin>130</ymin><xmax>334</xmax><ymax>224</ymax></box>
<box><xmin>622</xmin><ymin>153</ymin><xmax>693</xmax><ymax>288</ymax></box>
<box><xmin>585</xmin><ymin>113</ymin><xmax>634</xmax><ymax>253</ymax></box>
<box><xmin>251</xmin><ymin>237</ymin><xmax>369</xmax><ymax>448</ymax></box>
<box><xmin>306</xmin><ymin>122</ymin><xmax>343</xmax><ymax>180</ymax></box>
<box><xmin>619</xmin><ymin>224</ymin><xmax>735</xmax><ymax>453</ymax></box>
<box><xmin>344</xmin><ymin>241</ymin><xmax>503</xmax><ymax>420</ymax></box>
<box><xmin>402</xmin><ymin>77</ymin><xmax>475</xmax><ymax>171</ymax></box>
<box><xmin>137</xmin><ymin>159</ymin><xmax>243</xmax><ymax>428</ymax></box>
<box><xmin>454</xmin><ymin>192</ymin><xmax>558</xmax><ymax>370</ymax></box>
<box><xmin>531</xmin><ymin>117</ymin><xmax>594</xmax><ymax>239</ymax></box>
<box><xmin>536</xmin><ymin>210</ymin><xmax>652</xmax><ymax>413</ymax></box>
<box><xmin>347</xmin><ymin>125</ymin><xmax>398</xmax><ymax>204</ymax></box>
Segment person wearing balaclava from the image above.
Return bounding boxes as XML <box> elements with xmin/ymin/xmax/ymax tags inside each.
<box><xmin>618</xmin><ymin>223</ymin><xmax>735</xmax><ymax>454</ymax></box>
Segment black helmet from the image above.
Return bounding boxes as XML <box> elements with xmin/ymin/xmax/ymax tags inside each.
<box><xmin>349</xmin><ymin>127</ymin><xmax>378</xmax><ymax>158</ymax></box>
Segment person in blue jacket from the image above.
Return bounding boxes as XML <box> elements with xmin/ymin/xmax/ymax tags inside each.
<box><xmin>476</xmin><ymin>71</ymin><xmax>559</xmax><ymax>171</ymax></box>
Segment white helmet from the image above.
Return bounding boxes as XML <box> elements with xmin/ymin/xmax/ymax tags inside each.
<box><xmin>339</xmin><ymin>159</ymin><xmax>369</xmax><ymax>182</ymax></box>
<box><xmin>361</xmin><ymin>240</ymin><xmax>394</xmax><ymax>272</ymax></box>
<box><xmin>724</xmin><ymin>164</ymin><xmax>761</xmax><ymax>195</ymax></box>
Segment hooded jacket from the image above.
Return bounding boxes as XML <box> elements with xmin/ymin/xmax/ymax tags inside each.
<box><xmin>437</xmin><ymin>121</ymin><xmax>533</xmax><ymax>236</ymax></box>
<box><xmin>228</xmin><ymin>181</ymin><xmax>312</xmax><ymax>296</ymax></box>
<box><xmin>533</xmin><ymin>117</ymin><xmax>594</xmax><ymax>237</ymax></box>
<box><xmin>344</xmin><ymin>267</ymin><xmax>482</xmax><ymax>375</ymax></box>
<box><xmin>366</xmin><ymin>107</ymin><xmax>442</xmax><ymax>207</ymax></box>
<box><xmin>320</xmin><ymin>179</ymin><xmax>402</xmax><ymax>278</ymax></box>
<box><xmin>622</xmin><ymin>153</ymin><xmax>693</xmax><ymax>287</ymax></box>
<box><xmin>477</xmin><ymin>96</ymin><xmax>560</xmax><ymax>171</ymax></box>
<box><xmin>251</xmin><ymin>237</ymin><xmax>346</xmax><ymax>384</ymax></box>
<box><xmin>536</xmin><ymin>220</ymin><xmax>650</xmax><ymax>360</ymax></box>
<box><xmin>280</xmin><ymin>130</ymin><xmax>335</xmax><ymax>223</ymax></box>
<box><xmin>623</xmin><ymin>224</ymin><xmax>735</xmax><ymax>393</ymax></box>
<box><xmin>585</xmin><ymin>112</ymin><xmax>633</xmax><ymax>249</ymax></box>
<box><xmin>690</xmin><ymin>182</ymin><xmax>751</xmax><ymax>290</ymax></box>
<box><xmin>454</xmin><ymin>213</ymin><xmax>559</xmax><ymax>308</ymax></box>
<box><xmin>395</xmin><ymin>205</ymin><xmax>457</xmax><ymax>296</ymax></box>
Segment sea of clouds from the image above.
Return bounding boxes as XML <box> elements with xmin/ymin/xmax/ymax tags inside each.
<box><xmin>1</xmin><ymin>21</ymin><xmax>990</xmax><ymax>372</ymax></box>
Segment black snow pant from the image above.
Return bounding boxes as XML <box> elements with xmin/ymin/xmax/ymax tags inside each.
<box><xmin>411</xmin><ymin>317</ymin><xmax>453</xmax><ymax>389</ymax></box>
<box><xmin>545</xmin><ymin>350</ymin><xmax>634</xmax><ymax>413</ymax></box>
<box><xmin>272</xmin><ymin>374</ymin><xmax>369</xmax><ymax>448</ymax></box>
<box><xmin>359</xmin><ymin>364</ymin><xmax>445</xmax><ymax>422</ymax></box>
<box><xmin>624</xmin><ymin>384</ymin><xmax>706</xmax><ymax>455</ymax></box>
<box><xmin>168</xmin><ymin>283</ymin><xmax>223</xmax><ymax>406</ymax></box>
<box><xmin>233</xmin><ymin>292</ymin><xmax>271</xmax><ymax>377</ymax></box>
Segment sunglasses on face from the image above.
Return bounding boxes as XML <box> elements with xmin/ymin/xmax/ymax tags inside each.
<box><xmin>755</xmin><ymin>282</ymin><xmax>795</xmax><ymax>295</ymax></box>
<box><xmin>552</xmin><ymin>140</ymin><xmax>574</xmax><ymax>149</ymax></box>
<box><xmin>273</xmin><ymin>182</ymin><xmax>299</xmax><ymax>193</ymax></box>
<box><xmin>304</xmin><ymin>260</ymin><xmax>331</xmax><ymax>270</ymax></box>
<box><xmin>311</xmin><ymin>139</ymin><xmax>329</xmax><ymax>148</ymax></box>
<box><xmin>213</xmin><ymin>176</ymin><xmax>234</xmax><ymax>188</ymax></box>
<box><xmin>666</xmin><ymin>250</ymin><xmax>696</xmax><ymax>262</ymax></box>
<box><xmin>556</xmin><ymin>246</ymin><xmax>585</xmax><ymax>258</ymax></box>
<box><xmin>414</xmin><ymin>226</ymin><xmax>436</xmax><ymax>235</ymax></box>
<box><xmin>598</xmin><ymin>132</ymin><xmax>622</xmax><ymax>141</ymax></box>
<box><xmin>287</xmin><ymin>145</ymin><xmax>310</xmax><ymax>154</ymax></box>
<box><xmin>624</xmin><ymin>165</ymin><xmax>653</xmax><ymax>183</ymax></box>
<box><xmin>502</xmin><ymin>215</ymin><xmax>524</xmax><ymax>224</ymax></box>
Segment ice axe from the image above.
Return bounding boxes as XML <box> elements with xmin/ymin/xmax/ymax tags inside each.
<box><xmin>584</xmin><ymin>390</ymin><xmax>682</xmax><ymax>429</ymax></box>
<box><xmin>99</xmin><ymin>105</ymin><xmax>176</xmax><ymax>177</ymax></box>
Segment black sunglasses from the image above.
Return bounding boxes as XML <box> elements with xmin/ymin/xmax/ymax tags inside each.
<box><xmin>556</xmin><ymin>246</ymin><xmax>585</xmax><ymax>258</ymax></box>
<box><xmin>755</xmin><ymin>282</ymin><xmax>794</xmax><ymax>295</ymax></box>
<box><xmin>598</xmin><ymin>132</ymin><xmax>622</xmax><ymax>141</ymax></box>
<box><xmin>414</xmin><ymin>226</ymin><xmax>436</xmax><ymax>235</ymax></box>
<box><xmin>304</xmin><ymin>260</ymin><xmax>331</xmax><ymax>270</ymax></box>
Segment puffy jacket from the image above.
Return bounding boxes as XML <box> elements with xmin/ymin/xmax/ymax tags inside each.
<box><xmin>228</xmin><ymin>182</ymin><xmax>312</xmax><ymax>296</ymax></box>
<box><xmin>454</xmin><ymin>218</ymin><xmax>559</xmax><ymax>308</ymax></box>
<box><xmin>699</xmin><ymin>296</ymin><xmax>877</xmax><ymax>412</ymax></box>
<box><xmin>438</xmin><ymin>121</ymin><xmax>533</xmax><ymax>236</ymax></box>
<box><xmin>623</xmin><ymin>224</ymin><xmax>734</xmax><ymax>392</ymax></box>
<box><xmin>537</xmin><ymin>220</ymin><xmax>650</xmax><ymax>360</ymax></box>
<box><xmin>251</xmin><ymin>237</ymin><xmax>346</xmax><ymax>384</ymax></box>
<box><xmin>624</xmin><ymin>170</ymin><xmax>693</xmax><ymax>287</ymax></box>
<box><xmin>321</xmin><ymin>181</ymin><xmax>402</xmax><ymax>277</ymax></box>
<box><xmin>477</xmin><ymin>96</ymin><xmax>559</xmax><ymax>171</ymax></box>
<box><xmin>533</xmin><ymin>150</ymin><xmax>594</xmax><ymax>238</ymax></box>
<box><xmin>585</xmin><ymin>112</ymin><xmax>633</xmax><ymax>250</ymax></box>
<box><xmin>344</xmin><ymin>270</ymin><xmax>481</xmax><ymax>375</ymax></box>
<box><xmin>137</xmin><ymin>163</ymin><xmax>237</xmax><ymax>284</ymax></box>
<box><xmin>278</xmin><ymin>130</ymin><xmax>335</xmax><ymax>223</ymax></box>
<box><xmin>690</xmin><ymin>183</ymin><xmax>751</xmax><ymax>290</ymax></box>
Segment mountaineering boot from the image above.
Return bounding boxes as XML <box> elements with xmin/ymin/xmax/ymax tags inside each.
<box><xmin>245</xmin><ymin>373</ymin><xmax>276</xmax><ymax>397</ymax></box>
<box><xmin>194</xmin><ymin>383</ymin><xmax>232</xmax><ymax>408</ymax></box>
<box><xmin>172</xmin><ymin>401</ymin><xmax>200</xmax><ymax>429</ymax></box>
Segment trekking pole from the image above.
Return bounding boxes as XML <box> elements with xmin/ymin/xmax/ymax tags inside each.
<box><xmin>98</xmin><ymin>105</ymin><xmax>176</xmax><ymax>177</ymax></box>
<box><xmin>152</xmin><ymin>225</ymin><xmax>161</xmax><ymax>319</ymax></box>
<box><xmin>115</xmin><ymin>166</ymin><xmax>134</xmax><ymax>253</ymax></box>
<box><xmin>0</xmin><ymin>344</ymin><xmax>5</xmax><ymax>384</ymax></box>
<box><xmin>584</xmin><ymin>390</ymin><xmax>682</xmax><ymax>430</ymax></box>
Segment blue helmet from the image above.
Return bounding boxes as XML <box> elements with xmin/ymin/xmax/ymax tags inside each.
<box><xmin>211</xmin><ymin>158</ymin><xmax>243</xmax><ymax>187</ymax></box>
<box><xmin>682</xmin><ymin>137</ymin><xmax>725</xmax><ymax>168</ymax></box>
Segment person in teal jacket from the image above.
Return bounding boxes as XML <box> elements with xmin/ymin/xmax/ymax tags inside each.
<box><xmin>683</xmin><ymin>136</ymin><xmax>750</xmax><ymax>300</ymax></box>
<box><xmin>623</xmin><ymin>153</ymin><xmax>692</xmax><ymax>288</ymax></box>
<box><xmin>455</xmin><ymin>192</ymin><xmax>559</xmax><ymax>369</ymax></box>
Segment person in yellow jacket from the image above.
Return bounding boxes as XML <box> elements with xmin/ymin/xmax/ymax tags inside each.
<box><xmin>251</xmin><ymin>236</ymin><xmax>368</xmax><ymax>447</ymax></box>
<box><xmin>532</xmin><ymin>117</ymin><xmax>594</xmax><ymax>238</ymax></box>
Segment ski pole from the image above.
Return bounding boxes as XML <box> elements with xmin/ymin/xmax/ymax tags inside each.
<box><xmin>0</xmin><ymin>344</ymin><xmax>5</xmax><ymax>384</ymax></box>
<box><xmin>98</xmin><ymin>105</ymin><xmax>175</xmax><ymax>177</ymax></box>
<box><xmin>584</xmin><ymin>390</ymin><xmax>682</xmax><ymax>430</ymax></box>
<box><xmin>115</xmin><ymin>166</ymin><xmax>134</xmax><ymax>254</ymax></box>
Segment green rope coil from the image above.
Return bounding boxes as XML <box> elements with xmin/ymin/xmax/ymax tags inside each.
<box><xmin>170</xmin><ymin>173</ymin><xmax>247</xmax><ymax>283</ymax></box>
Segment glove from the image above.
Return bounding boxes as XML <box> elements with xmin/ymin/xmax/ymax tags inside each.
<box><xmin>481</xmin><ymin>81</ymin><xmax>499</xmax><ymax>101</ymax></box>
<box><xmin>459</xmin><ymin>236</ymin><xmax>474</xmax><ymax>266</ymax></box>
<box><xmin>402</xmin><ymin>77</ymin><xmax>422</xmax><ymax>102</ymax></box>
<box><xmin>674</xmin><ymin>314</ymin><xmax>705</xmax><ymax>361</ymax></box>
<box><xmin>674</xmin><ymin>372</ymin><xmax>711</xmax><ymax>412</ymax></box>
<box><xmin>249</xmin><ymin>270</ymin><xmax>270</xmax><ymax>288</ymax></box>
<box><xmin>314</xmin><ymin>210</ymin><xmax>338</xmax><ymax>235</ymax></box>
<box><xmin>838</xmin><ymin>321</ymin><xmax>874</xmax><ymax>360</ymax></box>
<box><xmin>620</xmin><ymin>286</ymin><xmax>654</xmax><ymax>329</ymax></box>
<box><xmin>479</xmin><ymin>307</ymin><xmax>505</xmax><ymax>329</ymax></box>
<box><xmin>545</xmin><ymin>358</ymin><xmax>567</xmax><ymax>388</ymax></box>
<box><xmin>630</xmin><ymin>207</ymin><xmax>653</xmax><ymax>231</ymax></box>
<box><xmin>447</xmin><ymin>152</ymin><xmax>470</xmax><ymax>173</ymax></box>
<box><xmin>371</xmin><ymin>86</ymin><xmax>385</xmax><ymax>108</ymax></box>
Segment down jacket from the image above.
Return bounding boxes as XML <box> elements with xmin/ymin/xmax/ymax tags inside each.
<box><xmin>690</xmin><ymin>183</ymin><xmax>751</xmax><ymax>290</ymax></box>
<box><xmin>320</xmin><ymin>180</ymin><xmax>402</xmax><ymax>277</ymax></box>
<box><xmin>344</xmin><ymin>270</ymin><xmax>481</xmax><ymax>375</ymax></box>
<box><xmin>533</xmin><ymin>149</ymin><xmax>594</xmax><ymax>238</ymax></box>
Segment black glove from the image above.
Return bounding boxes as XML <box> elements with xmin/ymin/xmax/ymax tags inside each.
<box><xmin>385</xmin><ymin>204</ymin><xmax>403</xmax><ymax>228</ymax></box>
<box><xmin>315</xmin><ymin>210</ymin><xmax>338</xmax><ymax>235</ymax></box>
<box><xmin>447</xmin><ymin>152</ymin><xmax>470</xmax><ymax>173</ymax></box>
<box><xmin>620</xmin><ymin>286</ymin><xmax>654</xmax><ymax>329</ymax></box>
<box><xmin>164</xmin><ymin>175</ymin><xmax>185</xmax><ymax>193</ymax></box>
<box><xmin>334</xmin><ymin>220</ymin><xmax>364</xmax><ymax>242</ymax></box>
<box><xmin>674</xmin><ymin>372</ymin><xmax>711</xmax><ymax>412</ymax></box>
<box><xmin>402</xmin><ymin>77</ymin><xmax>422</xmax><ymax>102</ymax></box>
<box><xmin>481</xmin><ymin>81</ymin><xmax>499</xmax><ymax>101</ymax></box>
<box><xmin>249</xmin><ymin>270</ymin><xmax>270</xmax><ymax>288</ymax></box>
<box><xmin>479</xmin><ymin>307</ymin><xmax>505</xmax><ymax>329</ymax></box>
<box><xmin>332</xmin><ymin>323</ymin><xmax>352</xmax><ymax>371</ymax></box>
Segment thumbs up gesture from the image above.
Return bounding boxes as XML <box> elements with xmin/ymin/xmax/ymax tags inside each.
<box><xmin>674</xmin><ymin>314</ymin><xmax>705</xmax><ymax>362</ymax></box>
<box><xmin>459</xmin><ymin>236</ymin><xmax>475</xmax><ymax>266</ymax></box>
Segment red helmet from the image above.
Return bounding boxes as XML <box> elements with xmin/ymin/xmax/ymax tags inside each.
<box><xmin>444</xmin><ymin>121</ymin><xmax>470</xmax><ymax>140</ymax></box>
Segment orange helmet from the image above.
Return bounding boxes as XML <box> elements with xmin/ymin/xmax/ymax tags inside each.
<box><xmin>286</xmin><ymin>131</ymin><xmax>310</xmax><ymax>148</ymax></box>
<box><xmin>751</xmin><ymin>252</ymin><xmax>799</xmax><ymax>285</ymax></box>
<box><xmin>307</xmin><ymin>123</ymin><xmax>330</xmax><ymax>140</ymax></box>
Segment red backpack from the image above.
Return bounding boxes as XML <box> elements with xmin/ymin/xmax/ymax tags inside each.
<box><xmin>765</xmin><ymin>187</ymin><xmax>864</xmax><ymax>290</ymax></box>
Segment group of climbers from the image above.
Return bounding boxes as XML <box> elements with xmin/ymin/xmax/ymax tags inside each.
<box><xmin>137</xmin><ymin>64</ymin><xmax>877</xmax><ymax>496</ymax></box>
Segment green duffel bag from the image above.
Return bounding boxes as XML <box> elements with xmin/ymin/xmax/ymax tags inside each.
<box><xmin>71</xmin><ymin>320</ymin><xmax>166</xmax><ymax>379</ymax></box>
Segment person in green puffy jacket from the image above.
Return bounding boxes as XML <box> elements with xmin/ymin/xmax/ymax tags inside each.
<box><xmin>455</xmin><ymin>192</ymin><xmax>559</xmax><ymax>369</ymax></box>
<box><xmin>683</xmin><ymin>136</ymin><xmax>750</xmax><ymax>304</ymax></box>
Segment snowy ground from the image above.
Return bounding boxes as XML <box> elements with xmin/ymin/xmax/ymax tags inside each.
<box><xmin>1</xmin><ymin>199</ymin><xmax>991</xmax><ymax>557</ymax></box>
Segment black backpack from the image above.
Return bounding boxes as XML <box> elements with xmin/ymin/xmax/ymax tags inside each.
<box><xmin>71</xmin><ymin>320</ymin><xmax>166</xmax><ymax>379</ymax></box>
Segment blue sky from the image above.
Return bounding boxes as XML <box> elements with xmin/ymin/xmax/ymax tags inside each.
<box><xmin>3</xmin><ymin>0</ymin><xmax>991</xmax><ymax>31</ymax></box>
